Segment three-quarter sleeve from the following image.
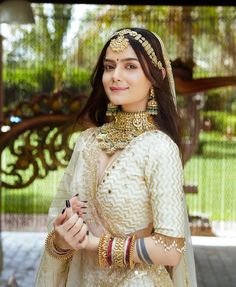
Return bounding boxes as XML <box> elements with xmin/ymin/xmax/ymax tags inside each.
<box><xmin>145</xmin><ymin>132</ymin><xmax>185</xmax><ymax>252</ymax></box>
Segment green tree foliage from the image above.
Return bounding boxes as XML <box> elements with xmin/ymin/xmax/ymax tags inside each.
<box><xmin>4</xmin><ymin>5</ymin><xmax>236</xmax><ymax>118</ymax></box>
<box><xmin>6</xmin><ymin>4</ymin><xmax>72</xmax><ymax>92</ymax></box>
<box><xmin>74</xmin><ymin>5</ymin><xmax>236</xmax><ymax>75</ymax></box>
<box><xmin>73</xmin><ymin>5</ymin><xmax>236</xmax><ymax>129</ymax></box>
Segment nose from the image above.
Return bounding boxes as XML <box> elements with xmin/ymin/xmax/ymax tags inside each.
<box><xmin>112</xmin><ymin>66</ymin><xmax>122</xmax><ymax>82</ymax></box>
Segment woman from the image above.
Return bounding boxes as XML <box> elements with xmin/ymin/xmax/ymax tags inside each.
<box><xmin>35</xmin><ymin>28</ymin><xmax>197</xmax><ymax>287</ymax></box>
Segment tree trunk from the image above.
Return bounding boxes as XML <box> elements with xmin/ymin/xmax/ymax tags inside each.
<box><xmin>180</xmin><ymin>7</ymin><xmax>194</xmax><ymax>69</ymax></box>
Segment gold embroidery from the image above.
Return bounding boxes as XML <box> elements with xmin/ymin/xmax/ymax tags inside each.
<box><xmin>36</xmin><ymin>128</ymin><xmax>186</xmax><ymax>286</ymax></box>
<box><xmin>152</xmin><ymin>232</ymin><xmax>186</xmax><ymax>253</ymax></box>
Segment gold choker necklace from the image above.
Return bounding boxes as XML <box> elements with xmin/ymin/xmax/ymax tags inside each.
<box><xmin>96</xmin><ymin>111</ymin><xmax>157</xmax><ymax>154</ymax></box>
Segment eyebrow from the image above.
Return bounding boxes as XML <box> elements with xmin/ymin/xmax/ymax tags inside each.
<box><xmin>104</xmin><ymin>57</ymin><xmax>139</xmax><ymax>63</ymax></box>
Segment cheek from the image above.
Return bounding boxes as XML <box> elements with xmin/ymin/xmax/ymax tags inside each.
<box><xmin>130</xmin><ymin>74</ymin><xmax>151</xmax><ymax>93</ymax></box>
<box><xmin>129</xmin><ymin>71</ymin><xmax>148</xmax><ymax>85</ymax></box>
<box><xmin>102</xmin><ymin>73</ymin><xmax>110</xmax><ymax>90</ymax></box>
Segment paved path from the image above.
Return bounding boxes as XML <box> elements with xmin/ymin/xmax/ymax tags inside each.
<box><xmin>193</xmin><ymin>237</ymin><xmax>236</xmax><ymax>287</ymax></box>
<box><xmin>0</xmin><ymin>232</ymin><xmax>236</xmax><ymax>287</ymax></box>
<box><xmin>0</xmin><ymin>232</ymin><xmax>45</xmax><ymax>287</ymax></box>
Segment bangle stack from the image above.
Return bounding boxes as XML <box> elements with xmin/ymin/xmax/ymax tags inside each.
<box><xmin>98</xmin><ymin>234</ymin><xmax>137</xmax><ymax>269</ymax></box>
<box><xmin>45</xmin><ymin>230</ymin><xmax>75</xmax><ymax>261</ymax></box>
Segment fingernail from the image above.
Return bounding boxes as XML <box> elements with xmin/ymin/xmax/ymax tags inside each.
<box><xmin>61</xmin><ymin>208</ymin><xmax>66</xmax><ymax>214</ymax></box>
<box><xmin>66</xmin><ymin>200</ymin><xmax>71</xmax><ymax>208</ymax></box>
<box><xmin>73</xmin><ymin>193</ymin><xmax>79</xmax><ymax>197</ymax></box>
<box><xmin>86</xmin><ymin>230</ymin><xmax>89</xmax><ymax>235</ymax></box>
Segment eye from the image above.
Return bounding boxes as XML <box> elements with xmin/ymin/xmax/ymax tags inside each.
<box><xmin>103</xmin><ymin>64</ymin><xmax>114</xmax><ymax>71</ymax></box>
<box><xmin>126</xmin><ymin>64</ymin><xmax>137</xmax><ymax>69</ymax></box>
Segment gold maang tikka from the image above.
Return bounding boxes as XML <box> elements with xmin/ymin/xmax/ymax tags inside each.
<box><xmin>110</xmin><ymin>35</ymin><xmax>129</xmax><ymax>53</ymax></box>
<box><xmin>109</xmin><ymin>29</ymin><xmax>163</xmax><ymax>70</ymax></box>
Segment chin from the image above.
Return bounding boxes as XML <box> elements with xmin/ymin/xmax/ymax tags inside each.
<box><xmin>111</xmin><ymin>99</ymin><xmax>123</xmax><ymax>105</ymax></box>
<box><xmin>109</xmin><ymin>98</ymin><xmax>127</xmax><ymax>106</ymax></box>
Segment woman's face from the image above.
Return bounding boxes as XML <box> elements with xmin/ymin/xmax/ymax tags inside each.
<box><xmin>102</xmin><ymin>44</ymin><xmax>152</xmax><ymax>112</ymax></box>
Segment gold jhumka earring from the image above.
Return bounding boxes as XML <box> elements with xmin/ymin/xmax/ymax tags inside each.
<box><xmin>106</xmin><ymin>102</ymin><xmax>118</xmax><ymax>116</ymax></box>
<box><xmin>147</xmin><ymin>87</ymin><xmax>158</xmax><ymax>115</ymax></box>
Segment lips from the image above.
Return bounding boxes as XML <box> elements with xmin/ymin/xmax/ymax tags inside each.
<box><xmin>110</xmin><ymin>86</ymin><xmax>129</xmax><ymax>91</ymax></box>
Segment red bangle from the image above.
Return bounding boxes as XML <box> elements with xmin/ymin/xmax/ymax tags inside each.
<box><xmin>107</xmin><ymin>237</ymin><xmax>113</xmax><ymax>266</ymax></box>
<box><xmin>125</xmin><ymin>236</ymin><xmax>132</xmax><ymax>265</ymax></box>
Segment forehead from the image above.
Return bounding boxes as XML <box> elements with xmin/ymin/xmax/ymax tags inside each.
<box><xmin>105</xmin><ymin>44</ymin><xmax>138</xmax><ymax>60</ymax></box>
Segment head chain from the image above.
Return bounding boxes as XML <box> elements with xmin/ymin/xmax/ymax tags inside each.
<box><xmin>110</xmin><ymin>29</ymin><xmax>163</xmax><ymax>70</ymax></box>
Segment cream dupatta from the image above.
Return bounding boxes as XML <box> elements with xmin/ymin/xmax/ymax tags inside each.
<box><xmin>153</xmin><ymin>33</ymin><xmax>197</xmax><ymax>287</ymax></box>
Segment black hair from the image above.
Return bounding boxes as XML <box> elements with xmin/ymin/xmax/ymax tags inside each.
<box><xmin>77</xmin><ymin>27</ymin><xmax>182</xmax><ymax>152</ymax></box>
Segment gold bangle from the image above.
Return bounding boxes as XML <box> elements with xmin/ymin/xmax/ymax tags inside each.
<box><xmin>98</xmin><ymin>235</ymin><xmax>106</xmax><ymax>267</ymax></box>
<box><xmin>98</xmin><ymin>234</ymin><xmax>110</xmax><ymax>267</ymax></box>
<box><xmin>45</xmin><ymin>230</ymin><xmax>74</xmax><ymax>261</ymax></box>
<box><xmin>129</xmin><ymin>234</ymin><xmax>137</xmax><ymax>269</ymax></box>
<box><xmin>113</xmin><ymin>237</ymin><xmax>126</xmax><ymax>268</ymax></box>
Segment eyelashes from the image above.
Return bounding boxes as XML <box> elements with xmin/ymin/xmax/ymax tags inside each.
<box><xmin>103</xmin><ymin>64</ymin><xmax>114</xmax><ymax>71</ymax></box>
<box><xmin>103</xmin><ymin>64</ymin><xmax>138</xmax><ymax>71</ymax></box>
<box><xmin>126</xmin><ymin>64</ymin><xmax>137</xmax><ymax>69</ymax></box>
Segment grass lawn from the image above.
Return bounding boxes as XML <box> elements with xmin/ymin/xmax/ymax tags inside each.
<box><xmin>1</xmin><ymin>130</ymin><xmax>80</xmax><ymax>214</ymax></box>
<box><xmin>184</xmin><ymin>132</ymin><xmax>236</xmax><ymax>221</ymax></box>
<box><xmin>1</xmin><ymin>168</ymin><xmax>65</xmax><ymax>214</ymax></box>
<box><xmin>1</xmin><ymin>131</ymin><xmax>236</xmax><ymax>222</ymax></box>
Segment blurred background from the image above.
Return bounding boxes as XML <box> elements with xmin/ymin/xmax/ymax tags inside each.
<box><xmin>0</xmin><ymin>2</ymin><xmax>235</xmax><ymax>286</ymax></box>
<box><xmin>1</xmin><ymin>3</ymin><xmax>235</xmax><ymax>235</ymax></box>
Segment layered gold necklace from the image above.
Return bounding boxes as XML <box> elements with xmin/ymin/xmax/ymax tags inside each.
<box><xmin>96</xmin><ymin>111</ymin><xmax>157</xmax><ymax>154</ymax></box>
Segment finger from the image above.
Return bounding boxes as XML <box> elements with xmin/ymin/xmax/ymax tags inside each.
<box><xmin>77</xmin><ymin>233</ymin><xmax>89</xmax><ymax>249</ymax></box>
<box><xmin>71</xmin><ymin>202</ymin><xmax>86</xmax><ymax>216</ymax></box>
<box><xmin>77</xmin><ymin>200</ymin><xmax>87</xmax><ymax>208</ymax></box>
<box><xmin>61</xmin><ymin>218</ymin><xmax>83</xmax><ymax>249</ymax></box>
<box><xmin>53</xmin><ymin>209</ymin><xmax>67</xmax><ymax>227</ymax></box>
<box><xmin>65</xmin><ymin>199</ymin><xmax>74</xmax><ymax>218</ymax></box>
<box><xmin>63</xmin><ymin>213</ymin><xmax>79</xmax><ymax>231</ymax></box>
<box><xmin>70</xmin><ymin>197</ymin><xmax>87</xmax><ymax>210</ymax></box>
<box><xmin>70</xmin><ymin>196</ymin><xmax>80</xmax><ymax>209</ymax></box>
<box><xmin>69</xmin><ymin>217</ymin><xmax>84</xmax><ymax>237</ymax></box>
<box><xmin>74</xmin><ymin>223</ymin><xmax>88</xmax><ymax>242</ymax></box>
<box><xmin>73</xmin><ymin>205</ymin><xmax>87</xmax><ymax>217</ymax></box>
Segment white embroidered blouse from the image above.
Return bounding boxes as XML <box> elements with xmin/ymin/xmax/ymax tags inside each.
<box><xmin>35</xmin><ymin>127</ymin><xmax>194</xmax><ymax>287</ymax></box>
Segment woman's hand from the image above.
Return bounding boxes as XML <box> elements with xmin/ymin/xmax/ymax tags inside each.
<box><xmin>52</xmin><ymin>198</ymin><xmax>99</xmax><ymax>252</ymax></box>
<box><xmin>54</xmin><ymin>212</ymin><xmax>88</xmax><ymax>250</ymax></box>
<box><xmin>67</xmin><ymin>195</ymin><xmax>87</xmax><ymax>218</ymax></box>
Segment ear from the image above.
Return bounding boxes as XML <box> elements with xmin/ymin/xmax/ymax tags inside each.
<box><xmin>161</xmin><ymin>68</ymin><xmax>166</xmax><ymax>79</ymax></box>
